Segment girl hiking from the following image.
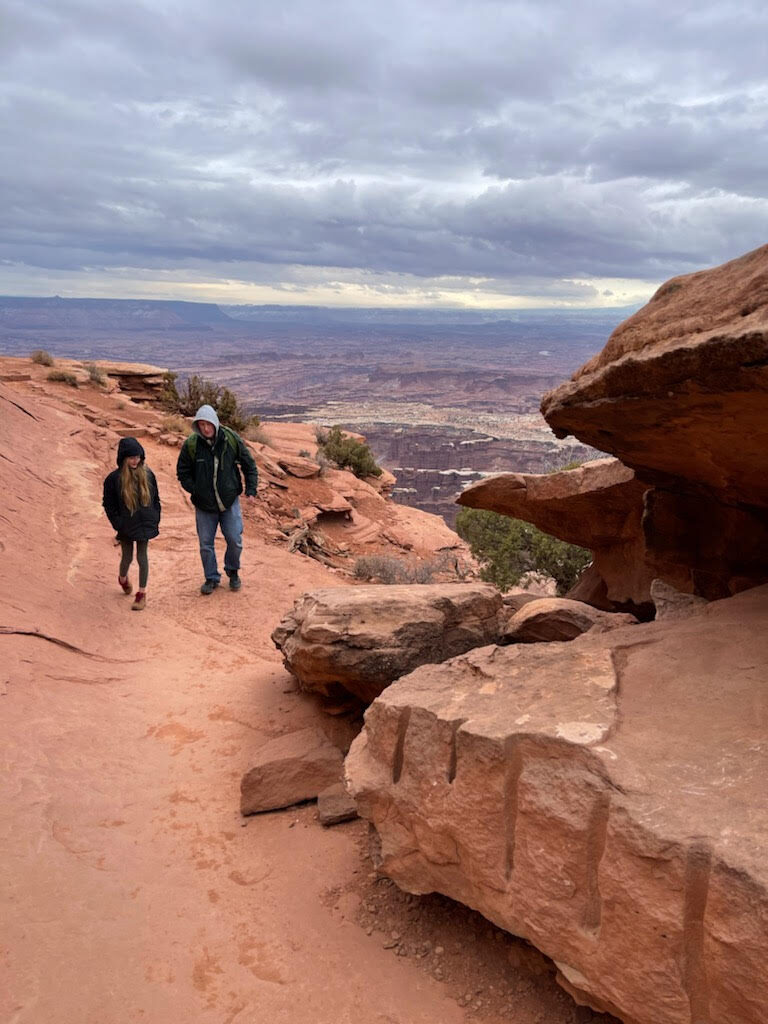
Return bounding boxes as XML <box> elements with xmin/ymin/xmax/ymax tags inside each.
<box><xmin>102</xmin><ymin>437</ymin><xmax>161</xmax><ymax>611</ymax></box>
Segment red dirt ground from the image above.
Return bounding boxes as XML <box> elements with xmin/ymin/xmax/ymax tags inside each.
<box><xmin>1</xmin><ymin>366</ymin><xmax>614</xmax><ymax>1023</ymax></box>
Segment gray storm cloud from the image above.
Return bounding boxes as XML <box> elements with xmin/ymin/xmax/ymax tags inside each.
<box><xmin>2</xmin><ymin>0</ymin><xmax>767</xmax><ymax>303</ymax></box>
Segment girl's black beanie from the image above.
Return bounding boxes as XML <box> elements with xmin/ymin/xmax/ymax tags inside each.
<box><xmin>116</xmin><ymin>437</ymin><xmax>146</xmax><ymax>466</ymax></box>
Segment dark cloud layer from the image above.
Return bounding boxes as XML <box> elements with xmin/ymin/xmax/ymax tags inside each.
<box><xmin>2</xmin><ymin>0</ymin><xmax>767</xmax><ymax>304</ymax></box>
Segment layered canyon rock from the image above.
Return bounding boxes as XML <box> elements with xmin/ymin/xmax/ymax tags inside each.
<box><xmin>346</xmin><ymin>584</ymin><xmax>768</xmax><ymax>1024</ymax></box>
<box><xmin>458</xmin><ymin>458</ymin><xmax>653</xmax><ymax>611</ymax></box>
<box><xmin>541</xmin><ymin>244</ymin><xmax>768</xmax><ymax>599</ymax></box>
<box><xmin>272</xmin><ymin>584</ymin><xmax>503</xmax><ymax>704</ymax></box>
<box><xmin>502</xmin><ymin>598</ymin><xmax>637</xmax><ymax>643</ymax></box>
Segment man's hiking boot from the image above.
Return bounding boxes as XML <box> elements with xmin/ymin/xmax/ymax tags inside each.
<box><xmin>228</xmin><ymin>571</ymin><xmax>242</xmax><ymax>592</ymax></box>
<box><xmin>118</xmin><ymin>575</ymin><xmax>132</xmax><ymax>595</ymax></box>
<box><xmin>200</xmin><ymin>579</ymin><xmax>220</xmax><ymax>595</ymax></box>
<box><xmin>132</xmin><ymin>591</ymin><xmax>146</xmax><ymax>611</ymax></box>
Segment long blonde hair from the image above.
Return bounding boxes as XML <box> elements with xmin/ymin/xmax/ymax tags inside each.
<box><xmin>119</xmin><ymin>460</ymin><xmax>151</xmax><ymax>513</ymax></box>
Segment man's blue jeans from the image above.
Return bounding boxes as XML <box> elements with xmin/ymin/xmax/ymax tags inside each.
<box><xmin>195</xmin><ymin>499</ymin><xmax>243</xmax><ymax>583</ymax></box>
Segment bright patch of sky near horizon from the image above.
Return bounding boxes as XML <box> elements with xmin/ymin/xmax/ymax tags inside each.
<box><xmin>2</xmin><ymin>0</ymin><xmax>767</xmax><ymax>309</ymax></box>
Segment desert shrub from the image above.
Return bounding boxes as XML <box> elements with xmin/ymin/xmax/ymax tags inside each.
<box><xmin>318</xmin><ymin>426</ymin><xmax>382</xmax><ymax>479</ymax></box>
<box><xmin>243</xmin><ymin>422</ymin><xmax>273</xmax><ymax>446</ymax></box>
<box><xmin>353</xmin><ymin>553</ymin><xmax>457</xmax><ymax>585</ymax></box>
<box><xmin>298</xmin><ymin>449</ymin><xmax>312</xmax><ymax>459</ymax></box>
<box><xmin>31</xmin><ymin>349</ymin><xmax>54</xmax><ymax>366</ymax></box>
<box><xmin>163</xmin><ymin>372</ymin><xmax>259</xmax><ymax>433</ymax></box>
<box><xmin>47</xmin><ymin>369</ymin><xmax>78</xmax><ymax>387</ymax></box>
<box><xmin>455</xmin><ymin>507</ymin><xmax>591</xmax><ymax>594</ymax></box>
<box><xmin>160</xmin><ymin>414</ymin><xmax>189</xmax><ymax>434</ymax></box>
<box><xmin>548</xmin><ymin>458</ymin><xmax>584</xmax><ymax>473</ymax></box>
<box><xmin>84</xmin><ymin>362</ymin><xmax>107</xmax><ymax>385</ymax></box>
<box><xmin>354</xmin><ymin>556</ymin><xmax>412</xmax><ymax>584</ymax></box>
<box><xmin>160</xmin><ymin>370</ymin><xmax>180</xmax><ymax>409</ymax></box>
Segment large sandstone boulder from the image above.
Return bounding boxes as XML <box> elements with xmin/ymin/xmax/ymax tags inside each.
<box><xmin>346</xmin><ymin>584</ymin><xmax>768</xmax><ymax>1024</ymax></box>
<box><xmin>458</xmin><ymin>458</ymin><xmax>653</xmax><ymax>610</ymax></box>
<box><xmin>541</xmin><ymin>245</ymin><xmax>768</xmax><ymax>598</ymax></box>
<box><xmin>272</xmin><ymin>583</ymin><xmax>503</xmax><ymax>704</ymax></box>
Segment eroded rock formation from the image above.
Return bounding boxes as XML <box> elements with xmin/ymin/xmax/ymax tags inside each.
<box><xmin>457</xmin><ymin>458</ymin><xmax>652</xmax><ymax>611</ymax></box>
<box><xmin>346</xmin><ymin>584</ymin><xmax>768</xmax><ymax>1024</ymax></box>
<box><xmin>540</xmin><ymin>244</ymin><xmax>768</xmax><ymax>599</ymax></box>
<box><xmin>272</xmin><ymin>584</ymin><xmax>503</xmax><ymax>703</ymax></box>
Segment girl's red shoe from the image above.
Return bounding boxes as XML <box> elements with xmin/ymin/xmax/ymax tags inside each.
<box><xmin>118</xmin><ymin>575</ymin><xmax>132</xmax><ymax>595</ymax></box>
<box><xmin>132</xmin><ymin>592</ymin><xmax>146</xmax><ymax>611</ymax></box>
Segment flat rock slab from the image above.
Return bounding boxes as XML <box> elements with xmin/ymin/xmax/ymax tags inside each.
<box><xmin>346</xmin><ymin>584</ymin><xmax>768</xmax><ymax>1024</ymax></box>
<box><xmin>317</xmin><ymin>783</ymin><xmax>358</xmax><ymax>826</ymax></box>
<box><xmin>240</xmin><ymin>728</ymin><xmax>344</xmax><ymax>815</ymax></box>
<box><xmin>503</xmin><ymin>598</ymin><xmax>637</xmax><ymax>643</ymax></box>
<box><xmin>272</xmin><ymin>583</ymin><xmax>503</xmax><ymax>704</ymax></box>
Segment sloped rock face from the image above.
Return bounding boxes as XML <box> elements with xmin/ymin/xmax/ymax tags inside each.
<box><xmin>541</xmin><ymin>245</ymin><xmax>768</xmax><ymax>598</ymax></box>
<box><xmin>346</xmin><ymin>585</ymin><xmax>768</xmax><ymax>1024</ymax></box>
<box><xmin>458</xmin><ymin>458</ymin><xmax>654</xmax><ymax>610</ymax></box>
<box><xmin>272</xmin><ymin>584</ymin><xmax>503</xmax><ymax>703</ymax></box>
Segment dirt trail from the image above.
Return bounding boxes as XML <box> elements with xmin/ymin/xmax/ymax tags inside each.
<box><xmin>1</xmin><ymin>380</ymin><xmax>602</xmax><ymax>1024</ymax></box>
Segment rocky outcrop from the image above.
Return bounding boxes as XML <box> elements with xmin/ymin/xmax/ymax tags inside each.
<box><xmin>272</xmin><ymin>584</ymin><xmax>503</xmax><ymax>703</ymax></box>
<box><xmin>99</xmin><ymin>361</ymin><xmax>169</xmax><ymax>400</ymax></box>
<box><xmin>458</xmin><ymin>458</ymin><xmax>653</xmax><ymax>612</ymax></box>
<box><xmin>346</xmin><ymin>584</ymin><xmax>768</xmax><ymax>1024</ymax></box>
<box><xmin>502</xmin><ymin>598</ymin><xmax>637</xmax><ymax>643</ymax></box>
<box><xmin>541</xmin><ymin>245</ymin><xmax>768</xmax><ymax>599</ymax></box>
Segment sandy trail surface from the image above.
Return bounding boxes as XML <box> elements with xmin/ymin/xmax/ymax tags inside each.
<box><xmin>0</xmin><ymin>385</ymin><xmax>466</xmax><ymax>1024</ymax></box>
<box><xmin>1</xmin><ymin>378</ymin><xmax>603</xmax><ymax>1024</ymax></box>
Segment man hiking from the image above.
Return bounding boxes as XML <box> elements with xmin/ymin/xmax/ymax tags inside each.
<box><xmin>176</xmin><ymin>404</ymin><xmax>258</xmax><ymax>594</ymax></box>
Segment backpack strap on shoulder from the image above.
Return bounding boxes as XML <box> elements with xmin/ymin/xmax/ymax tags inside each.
<box><xmin>221</xmin><ymin>426</ymin><xmax>239</xmax><ymax>456</ymax></box>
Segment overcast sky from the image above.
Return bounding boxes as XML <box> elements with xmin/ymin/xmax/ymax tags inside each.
<box><xmin>2</xmin><ymin>0</ymin><xmax>767</xmax><ymax>308</ymax></box>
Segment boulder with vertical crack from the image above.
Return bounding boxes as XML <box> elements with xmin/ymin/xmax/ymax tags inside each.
<box><xmin>345</xmin><ymin>584</ymin><xmax>768</xmax><ymax>1024</ymax></box>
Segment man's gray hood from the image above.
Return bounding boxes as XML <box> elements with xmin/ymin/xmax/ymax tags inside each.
<box><xmin>193</xmin><ymin>405</ymin><xmax>220</xmax><ymax>435</ymax></box>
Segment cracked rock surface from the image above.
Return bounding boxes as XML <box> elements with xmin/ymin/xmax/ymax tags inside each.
<box><xmin>346</xmin><ymin>584</ymin><xmax>768</xmax><ymax>1024</ymax></box>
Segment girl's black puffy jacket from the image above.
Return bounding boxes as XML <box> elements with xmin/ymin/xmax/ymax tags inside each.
<box><xmin>102</xmin><ymin>438</ymin><xmax>161</xmax><ymax>540</ymax></box>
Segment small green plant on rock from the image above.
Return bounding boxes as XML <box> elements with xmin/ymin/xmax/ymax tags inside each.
<box><xmin>31</xmin><ymin>349</ymin><xmax>54</xmax><ymax>366</ymax></box>
<box><xmin>317</xmin><ymin>426</ymin><xmax>382</xmax><ymax>479</ymax></box>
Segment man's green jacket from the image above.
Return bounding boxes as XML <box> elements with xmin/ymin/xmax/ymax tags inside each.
<box><xmin>176</xmin><ymin>427</ymin><xmax>258</xmax><ymax>513</ymax></box>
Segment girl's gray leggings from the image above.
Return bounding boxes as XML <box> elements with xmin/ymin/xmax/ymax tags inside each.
<box><xmin>119</xmin><ymin>539</ymin><xmax>149</xmax><ymax>589</ymax></box>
